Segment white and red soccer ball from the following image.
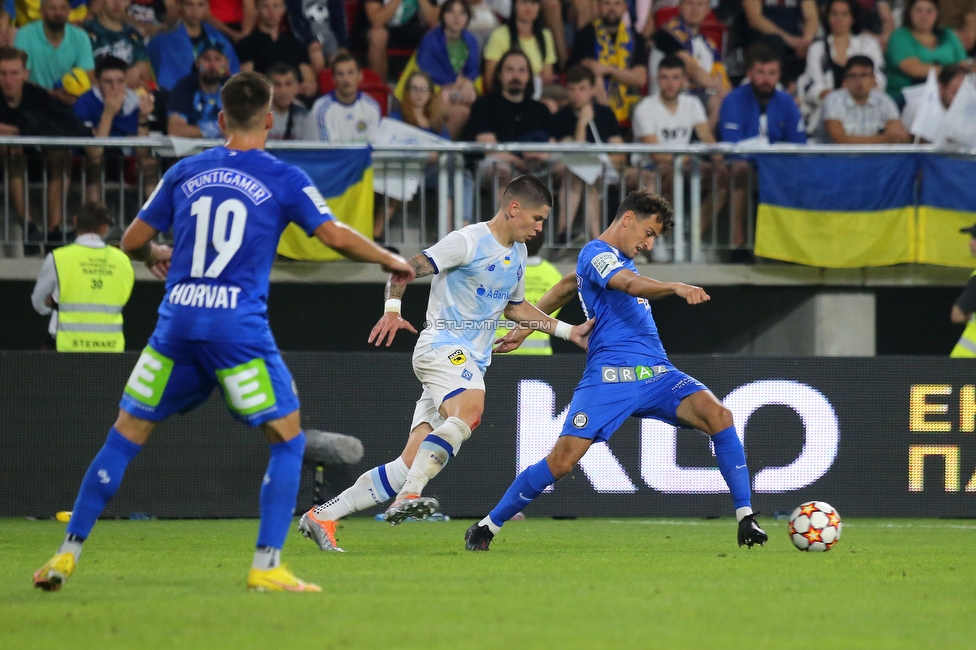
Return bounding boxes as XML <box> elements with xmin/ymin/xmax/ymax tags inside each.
<box><xmin>788</xmin><ymin>501</ymin><xmax>842</xmax><ymax>552</ymax></box>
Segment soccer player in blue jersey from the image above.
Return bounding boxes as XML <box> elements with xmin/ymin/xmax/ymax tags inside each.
<box><xmin>465</xmin><ymin>189</ymin><xmax>768</xmax><ymax>551</ymax></box>
<box><xmin>297</xmin><ymin>176</ymin><xmax>593</xmax><ymax>550</ymax></box>
<box><xmin>32</xmin><ymin>71</ymin><xmax>416</xmax><ymax>593</ymax></box>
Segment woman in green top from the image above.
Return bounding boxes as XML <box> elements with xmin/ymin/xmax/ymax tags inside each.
<box><xmin>885</xmin><ymin>0</ymin><xmax>971</xmax><ymax>103</ymax></box>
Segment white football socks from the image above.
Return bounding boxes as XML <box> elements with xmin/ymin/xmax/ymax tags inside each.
<box><xmin>252</xmin><ymin>546</ymin><xmax>281</xmax><ymax>571</ymax></box>
<box><xmin>736</xmin><ymin>506</ymin><xmax>754</xmax><ymax>522</ymax></box>
<box><xmin>58</xmin><ymin>535</ymin><xmax>83</xmax><ymax>562</ymax></box>
<box><xmin>397</xmin><ymin>417</ymin><xmax>471</xmax><ymax>498</ymax></box>
<box><xmin>314</xmin><ymin>457</ymin><xmax>409</xmax><ymax>520</ymax></box>
<box><xmin>479</xmin><ymin>516</ymin><xmax>501</xmax><ymax>535</ymax></box>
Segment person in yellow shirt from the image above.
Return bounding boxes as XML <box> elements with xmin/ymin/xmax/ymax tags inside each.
<box><xmin>950</xmin><ymin>223</ymin><xmax>976</xmax><ymax>357</ymax></box>
<box><xmin>497</xmin><ymin>230</ymin><xmax>563</xmax><ymax>354</ymax></box>
<box><xmin>31</xmin><ymin>202</ymin><xmax>134</xmax><ymax>352</ymax></box>
<box><xmin>482</xmin><ymin>0</ymin><xmax>557</xmax><ymax>96</ymax></box>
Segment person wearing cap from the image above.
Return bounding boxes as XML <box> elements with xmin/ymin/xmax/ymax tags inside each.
<box><xmin>167</xmin><ymin>40</ymin><xmax>229</xmax><ymax>138</ymax></box>
<box><xmin>950</xmin><ymin>222</ymin><xmax>976</xmax><ymax>357</ymax></box>
<box><xmin>13</xmin><ymin>0</ymin><xmax>94</xmax><ymax>103</ymax></box>
<box><xmin>148</xmin><ymin>0</ymin><xmax>240</xmax><ymax>92</ymax></box>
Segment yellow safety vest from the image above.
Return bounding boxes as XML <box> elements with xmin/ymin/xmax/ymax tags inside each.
<box><xmin>500</xmin><ymin>259</ymin><xmax>565</xmax><ymax>355</ymax></box>
<box><xmin>952</xmin><ymin>270</ymin><xmax>976</xmax><ymax>357</ymax></box>
<box><xmin>52</xmin><ymin>242</ymin><xmax>134</xmax><ymax>353</ymax></box>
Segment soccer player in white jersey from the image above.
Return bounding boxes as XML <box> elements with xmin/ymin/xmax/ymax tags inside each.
<box><xmin>301</xmin><ymin>53</ymin><xmax>381</xmax><ymax>143</ymax></box>
<box><xmin>298</xmin><ymin>175</ymin><xmax>593</xmax><ymax>550</ymax></box>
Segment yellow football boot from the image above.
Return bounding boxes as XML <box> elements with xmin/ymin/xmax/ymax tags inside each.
<box><xmin>247</xmin><ymin>564</ymin><xmax>321</xmax><ymax>593</ymax></box>
<box><xmin>33</xmin><ymin>552</ymin><xmax>76</xmax><ymax>592</ymax></box>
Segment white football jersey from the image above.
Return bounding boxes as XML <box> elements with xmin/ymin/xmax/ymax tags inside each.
<box><xmin>301</xmin><ymin>91</ymin><xmax>381</xmax><ymax>143</ymax></box>
<box><xmin>414</xmin><ymin>223</ymin><xmax>527</xmax><ymax>373</ymax></box>
<box><xmin>631</xmin><ymin>93</ymin><xmax>707</xmax><ymax>145</ymax></box>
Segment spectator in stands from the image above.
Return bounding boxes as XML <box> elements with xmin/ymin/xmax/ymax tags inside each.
<box><xmin>900</xmin><ymin>62</ymin><xmax>967</xmax><ymax>137</ymax></box>
<box><xmin>799</xmin><ymin>0</ymin><xmax>886</xmax><ymax>135</ymax></box>
<box><xmin>123</xmin><ymin>0</ymin><xmax>177</xmax><ymax>38</ymax></box>
<box><xmin>207</xmin><ymin>0</ymin><xmax>256</xmax><ymax>41</ymax></box>
<box><xmin>0</xmin><ymin>10</ymin><xmax>15</xmax><ymax>48</ymax></box>
<box><xmin>483</xmin><ymin>0</ymin><xmax>557</xmax><ymax>95</ymax></box>
<box><xmin>719</xmin><ymin>45</ymin><xmax>805</xmax><ymax>253</ymax></box>
<box><xmin>167</xmin><ymin>40</ymin><xmax>229</xmax><ymax>137</ymax></box>
<box><xmin>356</xmin><ymin>0</ymin><xmax>437</xmax><ymax>83</ymax></box>
<box><xmin>0</xmin><ymin>47</ymin><xmax>84</xmax><ymax>245</ymax></box>
<box><xmin>235</xmin><ymin>0</ymin><xmax>316</xmax><ymax>97</ymax></box>
<box><xmin>268</xmin><ymin>62</ymin><xmax>308</xmax><ymax>139</ymax></box>
<box><xmin>392</xmin><ymin>69</ymin><xmax>448</xmax><ymax>136</ymax></box>
<box><xmin>412</xmin><ymin>0</ymin><xmax>478</xmax><ymax>139</ymax></box>
<box><xmin>743</xmin><ymin>0</ymin><xmax>820</xmax><ymax>85</ymax></box>
<box><xmin>84</xmin><ymin>0</ymin><xmax>153</xmax><ymax>89</ymax></box>
<box><xmin>13</xmin><ymin>0</ymin><xmax>94</xmax><ymax>103</ymax></box>
<box><xmin>650</xmin><ymin>0</ymin><xmax>729</xmax><ymax>129</ymax></box>
<box><xmin>886</xmin><ymin>0</ymin><xmax>970</xmax><ymax>105</ymax></box>
<box><xmin>302</xmin><ymin>52</ymin><xmax>380</xmax><ymax>142</ymax></box>
<box><xmin>940</xmin><ymin>0</ymin><xmax>976</xmax><ymax>52</ymax></box>
<box><xmin>822</xmin><ymin>55</ymin><xmax>909</xmax><ymax>143</ymax></box>
<box><xmin>31</xmin><ymin>202</ymin><xmax>134</xmax><ymax>352</ymax></box>
<box><xmin>632</xmin><ymin>55</ymin><xmax>725</xmax><ymax>261</ymax></box>
<box><xmin>465</xmin><ymin>49</ymin><xmax>552</xmax><ymax>204</ymax></box>
<box><xmin>148</xmin><ymin>0</ymin><xmax>239</xmax><ymax>91</ymax></box>
<box><xmin>74</xmin><ymin>55</ymin><xmax>157</xmax><ymax>202</ymax></box>
<box><xmin>286</xmin><ymin>0</ymin><xmax>346</xmax><ymax>69</ymax></box>
<box><xmin>551</xmin><ymin>64</ymin><xmax>622</xmax><ymax>242</ymax></box>
<box><xmin>567</xmin><ymin>0</ymin><xmax>648</xmax><ymax>124</ymax></box>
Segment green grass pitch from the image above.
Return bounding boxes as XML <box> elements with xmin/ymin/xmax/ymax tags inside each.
<box><xmin>2</xmin><ymin>517</ymin><xmax>973</xmax><ymax>649</ymax></box>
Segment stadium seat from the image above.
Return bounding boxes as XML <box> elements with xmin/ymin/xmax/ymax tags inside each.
<box><xmin>318</xmin><ymin>68</ymin><xmax>391</xmax><ymax>116</ymax></box>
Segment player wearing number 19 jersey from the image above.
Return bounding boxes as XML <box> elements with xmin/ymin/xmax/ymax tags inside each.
<box><xmin>465</xmin><ymin>189</ymin><xmax>767</xmax><ymax>552</ymax></box>
<box><xmin>33</xmin><ymin>72</ymin><xmax>414</xmax><ymax>593</ymax></box>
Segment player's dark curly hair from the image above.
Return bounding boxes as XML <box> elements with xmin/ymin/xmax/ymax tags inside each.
<box><xmin>504</xmin><ymin>174</ymin><xmax>553</xmax><ymax>209</ymax></box>
<box><xmin>221</xmin><ymin>71</ymin><xmax>272</xmax><ymax>131</ymax></box>
<box><xmin>614</xmin><ymin>189</ymin><xmax>674</xmax><ymax>235</ymax></box>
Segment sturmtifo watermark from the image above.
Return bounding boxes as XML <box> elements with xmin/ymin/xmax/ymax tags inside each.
<box><xmin>423</xmin><ymin>319</ymin><xmax>555</xmax><ymax>331</ymax></box>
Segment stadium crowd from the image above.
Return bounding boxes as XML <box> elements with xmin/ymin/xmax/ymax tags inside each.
<box><xmin>0</xmin><ymin>0</ymin><xmax>974</xmax><ymax>251</ymax></box>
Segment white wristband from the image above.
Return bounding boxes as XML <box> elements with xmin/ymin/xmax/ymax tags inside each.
<box><xmin>554</xmin><ymin>320</ymin><xmax>572</xmax><ymax>340</ymax></box>
<box><xmin>384</xmin><ymin>299</ymin><xmax>402</xmax><ymax>314</ymax></box>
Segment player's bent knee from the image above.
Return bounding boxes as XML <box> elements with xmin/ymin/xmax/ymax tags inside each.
<box><xmin>114</xmin><ymin>410</ymin><xmax>155</xmax><ymax>445</ymax></box>
<box><xmin>706</xmin><ymin>406</ymin><xmax>734</xmax><ymax>435</ymax></box>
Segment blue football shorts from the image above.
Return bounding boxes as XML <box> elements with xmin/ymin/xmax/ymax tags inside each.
<box><xmin>560</xmin><ymin>363</ymin><xmax>707</xmax><ymax>443</ymax></box>
<box><xmin>119</xmin><ymin>333</ymin><xmax>300</xmax><ymax>427</ymax></box>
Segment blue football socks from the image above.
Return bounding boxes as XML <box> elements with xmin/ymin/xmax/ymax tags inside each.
<box><xmin>66</xmin><ymin>427</ymin><xmax>143</xmax><ymax>541</ymax></box>
<box><xmin>487</xmin><ymin>458</ymin><xmax>556</xmax><ymax>529</ymax></box>
<box><xmin>256</xmin><ymin>432</ymin><xmax>306</xmax><ymax>550</ymax></box>
<box><xmin>712</xmin><ymin>426</ymin><xmax>752</xmax><ymax>510</ymax></box>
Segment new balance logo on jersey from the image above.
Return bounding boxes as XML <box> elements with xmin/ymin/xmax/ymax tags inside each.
<box><xmin>168</xmin><ymin>283</ymin><xmax>242</xmax><ymax>309</ymax></box>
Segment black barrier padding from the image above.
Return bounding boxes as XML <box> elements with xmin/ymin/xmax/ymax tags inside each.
<box><xmin>3</xmin><ymin>352</ymin><xmax>976</xmax><ymax>518</ymax></box>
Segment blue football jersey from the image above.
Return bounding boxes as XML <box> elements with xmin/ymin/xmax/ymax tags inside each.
<box><xmin>138</xmin><ymin>146</ymin><xmax>334</xmax><ymax>341</ymax></box>
<box><xmin>576</xmin><ymin>240</ymin><xmax>669</xmax><ymax>364</ymax></box>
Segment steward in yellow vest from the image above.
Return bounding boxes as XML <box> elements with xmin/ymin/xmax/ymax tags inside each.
<box><xmin>497</xmin><ymin>232</ymin><xmax>564</xmax><ymax>355</ymax></box>
<box><xmin>31</xmin><ymin>203</ymin><xmax>134</xmax><ymax>352</ymax></box>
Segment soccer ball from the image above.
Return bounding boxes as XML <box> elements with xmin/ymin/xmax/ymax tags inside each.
<box><xmin>788</xmin><ymin>501</ymin><xmax>842</xmax><ymax>552</ymax></box>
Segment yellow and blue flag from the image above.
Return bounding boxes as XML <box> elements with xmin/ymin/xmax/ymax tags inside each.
<box><xmin>754</xmin><ymin>155</ymin><xmax>917</xmax><ymax>268</ymax></box>
<box><xmin>275</xmin><ymin>147</ymin><xmax>374</xmax><ymax>261</ymax></box>
<box><xmin>917</xmin><ymin>156</ymin><xmax>976</xmax><ymax>268</ymax></box>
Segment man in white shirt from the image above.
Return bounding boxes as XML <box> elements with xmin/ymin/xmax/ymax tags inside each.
<box><xmin>822</xmin><ymin>56</ymin><xmax>908</xmax><ymax>144</ymax></box>
<box><xmin>302</xmin><ymin>53</ymin><xmax>380</xmax><ymax>142</ymax></box>
<box><xmin>631</xmin><ymin>55</ymin><xmax>726</xmax><ymax>259</ymax></box>
<box><xmin>901</xmin><ymin>64</ymin><xmax>968</xmax><ymax>142</ymax></box>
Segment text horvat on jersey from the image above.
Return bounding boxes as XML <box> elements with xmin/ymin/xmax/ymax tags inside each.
<box><xmin>168</xmin><ymin>283</ymin><xmax>242</xmax><ymax>309</ymax></box>
<box><xmin>180</xmin><ymin>168</ymin><xmax>272</xmax><ymax>205</ymax></box>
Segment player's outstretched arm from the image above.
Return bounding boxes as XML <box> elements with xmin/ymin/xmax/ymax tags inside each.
<box><xmin>314</xmin><ymin>221</ymin><xmax>415</xmax><ymax>284</ymax></box>
<box><xmin>496</xmin><ymin>301</ymin><xmax>593</xmax><ymax>353</ymax></box>
<box><xmin>367</xmin><ymin>253</ymin><xmax>436</xmax><ymax>347</ymax></box>
<box><xmin>607</xmin><ymin>269</ymin><xmax>710</xmax><ymax>305</ymax></box>
<box><xmin>121</xmin><ymin>218</ymin><xmax>172</xmax><ymax>280</ymax></box>
<box><xmin>493</xmin><ymin>272</ymin><xmax>580</xmax><ymax>351</ymax></box>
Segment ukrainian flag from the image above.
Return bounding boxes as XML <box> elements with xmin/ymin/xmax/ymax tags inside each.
<box><xmin>917</xmin><ymin>156</ymin><xmax>976</xmax><ymax>268</ymax></box>
<box><xmin>275</xmin><ymin>147</ymin><xmax>374</xmax><ymax>261</ymax></box>
<box><xmin>754</xmin><ymin>155</ymin><xmax>917</xmax><ymax>268</ymax></box>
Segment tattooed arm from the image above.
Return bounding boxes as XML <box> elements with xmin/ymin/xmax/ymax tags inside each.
<box><xmin>369</xmin><ymin>253</ymin><xmax>436</xmax><ymax>347</ymax></box>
